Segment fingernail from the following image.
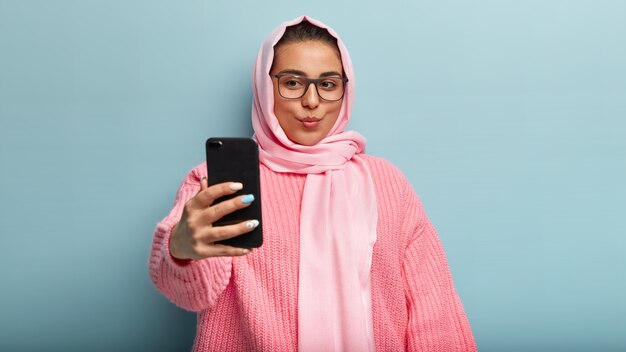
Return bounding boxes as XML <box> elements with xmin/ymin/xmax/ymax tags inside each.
<box><xmin>242</xmin><ymin>248</ymin><xmax>251</xmax><ymax>254</ymax></box>
<box><xmin>201</xmin><ymin>177</ymin><xmax>207</xmax><ymax>181</ymax></box>
<box><xmin>245</xmin><ymin>219</ymin><xmax>260</xmax><ymax>229</ymax></box>
<box><xmin>229</xmin><ymin>182</ymin><xmax>243</xmax><ymax>191</ymax></box>
<box><xmin>241</xmin><ymin>194</ymin><xmax>255</xmax><ymax>204</ymax></box>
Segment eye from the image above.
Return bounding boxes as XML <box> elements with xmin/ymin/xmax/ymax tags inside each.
<box><xmin>319</xmin><ymin>78</ymin><xmax>341</xmax><ymax>90</ymax></box>
<box><xmin>281</xmin><ymin>76</ymin><xmax>305</xmax><ymax>89</ymax></box>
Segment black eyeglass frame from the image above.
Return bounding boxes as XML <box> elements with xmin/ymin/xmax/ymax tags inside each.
<box><xmin>271</xmin><ymin>74</ymin><xmax>349</xmax><ymax>101</ymax></box>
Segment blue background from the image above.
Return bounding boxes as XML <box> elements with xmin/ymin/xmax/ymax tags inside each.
<box><xmin>1</xmin><ymin>1</ymin><xmax>624</xmax><ymax>351</ymax></box>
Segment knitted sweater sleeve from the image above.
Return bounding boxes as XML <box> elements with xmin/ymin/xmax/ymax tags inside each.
<box><xmin>148</xmin><ymin>164</ymin><xmax>232</xmax><ymax>312</ymax></box>
<box><xmin>400</xmin><ymin>182</ymin><xmax>477</xmax><ymax>351</ymax></box>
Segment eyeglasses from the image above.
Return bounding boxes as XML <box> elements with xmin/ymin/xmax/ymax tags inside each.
<box><xmin>272</xmin><ymin>74</ymin><xmax>348</xmax><ymax>101</ymax></box>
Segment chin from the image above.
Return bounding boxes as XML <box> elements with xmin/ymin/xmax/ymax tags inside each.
<box><xmin>294</xmin><ymin>139</ymin><xmax>320</xmax><ymax>146</ymax></box>
<box><xmin>288</xmin><ymin>134</ymin><xmax>324</xmax><ymax>146</ymax></box>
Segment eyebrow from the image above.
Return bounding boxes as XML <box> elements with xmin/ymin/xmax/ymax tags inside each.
<box><xmin>277</xmin><ymin>69</ymin><xmax>343</xmax><ymax>78</ymax></box>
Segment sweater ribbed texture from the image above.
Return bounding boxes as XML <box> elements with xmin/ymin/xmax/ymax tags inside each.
<box><xmin>148</xmin><ymin>154</ymin><xmax>476</xmax><ymax>351</ymax></box>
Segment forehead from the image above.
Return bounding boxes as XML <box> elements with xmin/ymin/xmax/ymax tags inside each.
<box><xmin>272</xmin><ymin>41</ymin><xmax>343</xmax><ymax>76</ymax></box>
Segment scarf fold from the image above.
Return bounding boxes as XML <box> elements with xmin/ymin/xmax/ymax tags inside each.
<box><xmin>251</xmin><ymin>15</ymin><xmax>378</xmax><ymax>351</ymax></box>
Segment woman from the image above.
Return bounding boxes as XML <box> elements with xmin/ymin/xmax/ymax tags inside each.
<box><xmin>149</xmin><ymin>15</ymin><xmax>476</xmax><ymax>351</ymax></box>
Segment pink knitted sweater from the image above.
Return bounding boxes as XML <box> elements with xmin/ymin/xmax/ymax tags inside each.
<box><xmin>149</xmin><ymin>155</ymin><xmax>476</xmax><ymax>351</ymax></box>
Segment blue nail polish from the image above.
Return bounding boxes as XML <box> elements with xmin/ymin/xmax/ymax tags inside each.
<box><xmin>242</xmin><ymin>194</ymin><xmax>255</xmax><ymax>204</ymax></box>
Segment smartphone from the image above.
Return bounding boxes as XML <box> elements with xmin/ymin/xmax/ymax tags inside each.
<box><xmin>205</xmin><ymin>137</ymin><xmax>263</xmax><ymax>248</ymax></box>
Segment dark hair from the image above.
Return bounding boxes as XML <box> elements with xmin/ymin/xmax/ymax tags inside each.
<box><xmin>274</xmin><ymin>20</ymin><xmax>339</xmax><ymax>53</ymax></box>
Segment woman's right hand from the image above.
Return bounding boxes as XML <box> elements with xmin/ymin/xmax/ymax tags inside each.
<box><xmin>169</xmin><ymin>177</ymin><xmax>258</xmax><ymax>260</ymax></box>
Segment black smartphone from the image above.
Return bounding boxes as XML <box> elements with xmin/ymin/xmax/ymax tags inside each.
<box><xmin>205</xmin><ymin>137</ymin><xmax>263</xmax><ymax>248</ymax></box>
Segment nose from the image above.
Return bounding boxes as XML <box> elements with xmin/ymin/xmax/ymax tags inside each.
<box><xmin>301</xmin><ymin>82</ymin><xmax>319</xmax><ymax>109</ymax></box>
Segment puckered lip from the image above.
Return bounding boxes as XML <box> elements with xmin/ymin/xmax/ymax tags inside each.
<box><xmin>297</xmin><ymin>116</ymin><xmax>321</xmax><ymax>122</ymax></box>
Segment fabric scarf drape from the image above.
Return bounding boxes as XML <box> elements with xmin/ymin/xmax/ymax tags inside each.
<box><xmin>250</xmin><ymin>16</ymin><xmax>378</xmax><ymax>351</ymax></box>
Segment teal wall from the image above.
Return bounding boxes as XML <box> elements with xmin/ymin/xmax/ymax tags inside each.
<box><xmin>1</xmin><ymin>1</ymin><xmax>624</xmax><ymax>351</ymax></box>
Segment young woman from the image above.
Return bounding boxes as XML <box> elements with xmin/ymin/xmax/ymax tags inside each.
<box><xmin>149</xmin><ymin>15</ymin><xmax>476</xmax><ymax>351</ymax></box>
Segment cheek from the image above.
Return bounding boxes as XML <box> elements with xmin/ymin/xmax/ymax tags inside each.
<box><xmin>327</xmin><ymin>102</ymin><xmax>342</xmax><ymax>123</ymax></box>
<box><xmin>272</xmin><ymin>88</ymin><xmax>286</xmax><ymax>120</ymax></box>
<box><xmin>273</xmin><ymin>99</ymin><xmax>291</xmax><ymax>123</ymax></box>
<box><xmin>272</xmin><ymin>83</ymin><xmax>294</xmax><ymax>116</ymax></box>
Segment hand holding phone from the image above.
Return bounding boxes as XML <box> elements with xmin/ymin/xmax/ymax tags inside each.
<box><xmin>168</xmin><ymin>137</ymin><xmax>263</xmax><ymax>261</ymax></box>
<box><xmin>169</xmin><ymin>179</ymin><xmax>258</xmax><ymax>260</ymax></box>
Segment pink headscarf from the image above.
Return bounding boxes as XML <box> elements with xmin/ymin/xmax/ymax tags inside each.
<box><xmin>251</xmin><ymin>16</ymin><xmax>377</xmax><ymax>351</ymax></box>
